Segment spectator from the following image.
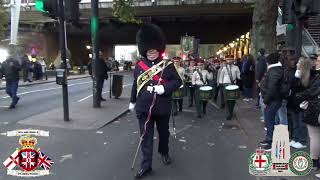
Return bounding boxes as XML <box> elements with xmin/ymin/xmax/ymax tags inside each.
<box><xmin>33</xmin><ymin>60</ymin><xmax>42</xmax><ymax>81</ymax></box>
<box><xmin>38</xmin><ymin>57</ymin><xmax>47</xmax><ymax>80</ymax></box>
<box><xmin>21</xmin><ymin>55</ymin><xmax>33</xmax><ymax>82</ymax></box>
<box><xmin>287</xmin><ymin>57</ymin><xmax>308</xmax><ymax>149</ymax></box>
<box><xmin>0</xmin><ymin>56</ymin><xmax>21</xmax><ymax>109</ymax></box>
<box><xmin>260</xmin><ymin>53</ymin><xmax>283</xmax><ymax>151</ymax></box>
<box><xmin>294</xmin><ymin>57</ymin><xmax>320</xmax><ymax>171</ymax></box>
<box><xmin>256</xmin><ymin>48</ymin><xmax>267</xmax><ymax>106</ymax></box>
<box><xmin>242</xmin><ymin>54</ymin><xmax>255</xmax><ymax>101</ymax></box>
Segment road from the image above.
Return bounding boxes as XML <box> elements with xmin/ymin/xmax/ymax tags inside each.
<box><xmin>0</xmin><ymin>73</ymin><xmax>133</xmax><ymax>125</ymax></box>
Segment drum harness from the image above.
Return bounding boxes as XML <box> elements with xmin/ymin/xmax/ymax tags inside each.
<box><xmin>225</xmin><ymin>64</ymin><xmax>235</xmax><ymax>85</ymax></box>
<box><xmin>196</xmin><ymin>69</ymin><xmax>207</xmax><ymax>87</ymax></box>
<box><xmin>131</xmin><ymin>59</ymin><xmax>176</xmax><ymax>170</ymax></box>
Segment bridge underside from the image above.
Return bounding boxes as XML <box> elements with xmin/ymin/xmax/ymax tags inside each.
<box><xmin>12</xmin><ymin>3</ymin><xmax>253</xmax><ymax>64</ymax></box>
<box><xmin>20</xmin><ymin>3</ymin><xmax>253</xmax><ymax>44</ymax></box>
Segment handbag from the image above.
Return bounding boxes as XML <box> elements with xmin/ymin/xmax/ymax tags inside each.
<box><xmin>303</xmin><ymin>99</ymin><xmax>320</xmax><ymax>126</ymax></box>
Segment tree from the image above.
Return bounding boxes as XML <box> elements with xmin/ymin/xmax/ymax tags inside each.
<box><xmin>112</xmin><ymin>0</ymin><xmax>141</xmax><ymax>24</ymax></box>
<box><xmin>251</xmin><ymin>0</ymin><xmax>278</xmax><ymax>58</ymax></box>
<box><xmin>0</xmin><ymin>0</ymin><xmax>8</xmax><ymax>40</ymax></box>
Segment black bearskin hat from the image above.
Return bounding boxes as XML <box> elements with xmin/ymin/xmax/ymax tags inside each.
<box><xmin>136</xmin><ymin>24</ymin><xmax>166</xmax><ymax>57</ymax></box>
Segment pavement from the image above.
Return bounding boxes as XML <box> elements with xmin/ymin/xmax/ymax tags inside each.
<box><xmin>0</xmin><ymin>78</ymin><xmax>319</xmax><ymax>179</ymax></box>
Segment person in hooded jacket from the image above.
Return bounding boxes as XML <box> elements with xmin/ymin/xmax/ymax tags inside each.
<box><xmin>128</xmin><ymin>24</ymin><xmax>182</xmax><ymax>179</ymax></box>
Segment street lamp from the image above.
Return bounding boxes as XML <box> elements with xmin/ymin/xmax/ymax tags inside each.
<box><xmin>86</xmin><ymin>45</ymin><xmax>92</xmax><ymax>50</ymax></box>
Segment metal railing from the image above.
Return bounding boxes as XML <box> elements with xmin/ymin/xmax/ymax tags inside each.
<box><xmin>302</xmin><ymin>28</ymin><xmax>319</xmax><ymax>57</ymax></box>
<box><xmin>278</xmin><ymin>6</ymin><xmax>319</xmax><ymax>57</ymax></box>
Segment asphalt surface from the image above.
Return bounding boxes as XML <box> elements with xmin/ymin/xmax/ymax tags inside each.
<box><xmin>0</xmin><ymin>73</ymin><xmax>133</xmax><ymax>125</ymax></box>
<box><xmin>0</xmin><ymin>102</ymin><xmax>257</xmax><ymax>180</ymax></box>
<box><xmin>0</xmin><ymin>73</ymin><xmax>318</xmax><ymax>180</ymax></box>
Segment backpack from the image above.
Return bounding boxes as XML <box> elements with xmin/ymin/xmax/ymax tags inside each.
<box><xmin>280</xmin><ymin>68</ymin><xmax>291</xmax><ymax>99</ymax></box>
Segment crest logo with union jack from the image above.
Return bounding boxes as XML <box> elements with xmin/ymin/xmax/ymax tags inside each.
<box><xmin>2</xmin><ymin>130</ymin><xmax>54</xmax><ymax>177</ymax></box>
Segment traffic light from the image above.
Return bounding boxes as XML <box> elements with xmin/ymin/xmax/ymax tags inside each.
<box><xmin>65</xmin><ymin>0</ymin><xmax>81</xmax><ymax>23</ymax></box>
<box><xmin>35</xmin><ymin>0</ymin><xmax>58</xmax><ymax>19</ymax></box>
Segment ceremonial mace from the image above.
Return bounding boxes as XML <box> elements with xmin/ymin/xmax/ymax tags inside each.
<box><xmin>170</xmin><ymin>102</ymin><xmax>177</xmax><ymax>139</ymax></box>
<box><xmin>131</xmin><ymin>60</ymin><xmax>168</xmax><ymax>170</ymax></box>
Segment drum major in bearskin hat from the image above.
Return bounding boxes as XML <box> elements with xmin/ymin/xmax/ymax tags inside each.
<box><xmin>136</xmin><ymin>24</ymin><xmax>166</xmax><ymax>58</ymax></box>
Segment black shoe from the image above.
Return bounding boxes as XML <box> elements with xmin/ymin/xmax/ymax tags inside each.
<box><xmin>226</xmin><ymin>116</ymin><xmax>232</xmax><ymax>120</ymax></box>
<box><xmin>100</xmin><ymin>98</ymin><xmax>106</xmax><ymax>101</ymax></box>
<box><xmin>135</xmin><ymin>167</ymin><xmax>152</xmax><ymax>179</ymax></box>
<box><xmin>221</xmin><ymin>104</ymin><xmax>225</xmax><ymax>109</ymax></box>
<box><xmin>8</xmin><ymin>104</ymin><xmax>15</xmax><ymax>109</ymax></box>
<box><xmin>313</xmin><ymin>159</ymin><xmax>319</xmax><ymax>170</ymax></box>
<box><xmin>259</xmin><ymin>140</ymin><xmax>269</xmax><ymax>146</ymax></box>
<box><xmin>179</xmin><ymin>108</ymin><xmax>182</xmax><ymax>112</ymax></box>
<box><xmin>161</xmin><ymin>154</ymin><xmax>172</xmax><ymax>165</ymax></box>
<box><xmin>188</xmin><ymin>104</ymin><xmax>193</xmax><ymax>107</ymax></box>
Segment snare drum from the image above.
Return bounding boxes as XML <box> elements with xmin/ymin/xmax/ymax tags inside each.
<box><xmin>199</xmin><ymin>86</ymin><xmax>213</xmax><ymax>101</ymax></box>
<box><xmin>224</xmin><ymin>85</ymin><xmax>240</xmax><ymax>100</ymax></box>
<box><xmin>172</xmin><ymin>86</ymin><xmax>184</xmax><ymax>99</ymax></box>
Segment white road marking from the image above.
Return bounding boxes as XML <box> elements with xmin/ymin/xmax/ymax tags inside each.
<box><xmin>0</xmin><ymin>81</ymin><xmax>92</xmax><ymax>99</ymax></box>
<box><xmin>77</xmin><ymin>94</ymin><xmax>94</xmax><ymax>102</ymax></box>
<box><xmin>0</xmin><ymin>106</ymin><xmax>9</xmax><ymax>108</ymax></box>
<box><xmin>59</xmin><ymin>154</ymin><xmax>73</xmax><ymax>163</ymax></box>
<box><xmin>77</xmin><ymin>84</ymin><xmax>132</xmax><ymax>102</ymax></box>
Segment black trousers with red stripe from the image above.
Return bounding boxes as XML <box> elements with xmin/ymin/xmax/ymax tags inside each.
<box><xmin>136</xmin><ymin>112</ymin><xmax>170</xmax><ymax>169</ymax></box>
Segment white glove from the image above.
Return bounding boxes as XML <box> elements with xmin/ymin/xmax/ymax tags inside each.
<box><xmin>147</xmin><ymin>86</ymin><xmax>154</xmax><ymax>93</ymax></box>
<box><xmin>299</xmin><ymin>101</ymin><xmax>308</xmax><ymax>110</ymax></box>
<box><xmin>129</xmin><ymin>102</ymin><xmax>136</xmax><ymax>112</ymax></box>
<box><xmin>153</xmin><ymin>85</ymin><xmax>165</xmax><ymax>95</ymax></box>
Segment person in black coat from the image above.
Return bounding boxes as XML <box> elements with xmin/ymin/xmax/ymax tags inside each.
<box><xmin>256</xmin><ymin>48</ymin><xmax>267</xmax><ymax>105</ymax></box>
<box><xmin>129</xmin><ymin>24</ymin><xmax>182</xmax><ymax>179</ymax></box>
<box><xmin>0</xmin><ymin>57</ymin><xmax>21</xmax><ymax>109</ymax></box>
<box><xmin>242</xmin><ymin>54</ymin><xmax>255</xmax><ymax>101</ymax></box>
<box><xmin>88</xmin><ymin>51</ymin><xmax>111</xmax><ymax>101</ymax></box>
<box><xmin>294</xmin><ymin>57</ymin><xmax>320</xmax><ymax>170</ymax></box>
<box><xmin>286</xmin><ymin>57</ymin><xmax>308</xmax><ymax>149</ymax></box>
<box><xmin>259</xmin><ymin>53</ymin><xmax>284</xmax><ymax>150</ymax></box>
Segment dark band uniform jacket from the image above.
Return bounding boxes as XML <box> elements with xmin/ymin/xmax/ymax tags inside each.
<box><xmin>130</xmin><ymin>58</ymin><xmax>182</xmax><ymax>115</ymax></box>
<box><xmin>130</xmin><ymin>23</ymin><xmax>182</xmax><ymax>115</ymax></box>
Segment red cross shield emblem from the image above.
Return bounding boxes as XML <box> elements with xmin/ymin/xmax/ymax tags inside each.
<box><xmin>254</xmin><ymin>154</ymin><xmax>268</xmax><ymax>170</ymax></box>
<box><xmin>18</xmin><ymin>149</ymin><xmax>39</xmax><ymax>171</ymax></box>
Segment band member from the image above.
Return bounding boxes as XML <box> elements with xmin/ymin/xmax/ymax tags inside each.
<box><xmin>212</xmin><ymin>59</ymin><xmax>221</xmax><ymax>101</ymax></box>
<box><xmin>172</xmin><ymin>57</ymin><xmax>185</xmax><ymax>115</ymax></box>
<box><xmin>218</xmin><ymin>55</ymin><xmax>241</xmax><ymax>120</ymax></box>
<box><xmin>192</xmin><ymin>59</ymin><xmax>213</xmax><ymax>118</ymax></box>
<box><xmin>187</xmin><ymin>59</ymin><xmax>196</xmax><ymax>107</ymax></box>
<box><xmin>128</xmin><ymin>24</ymin><xmax>182</xmax><ymax>179</ymax></box>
